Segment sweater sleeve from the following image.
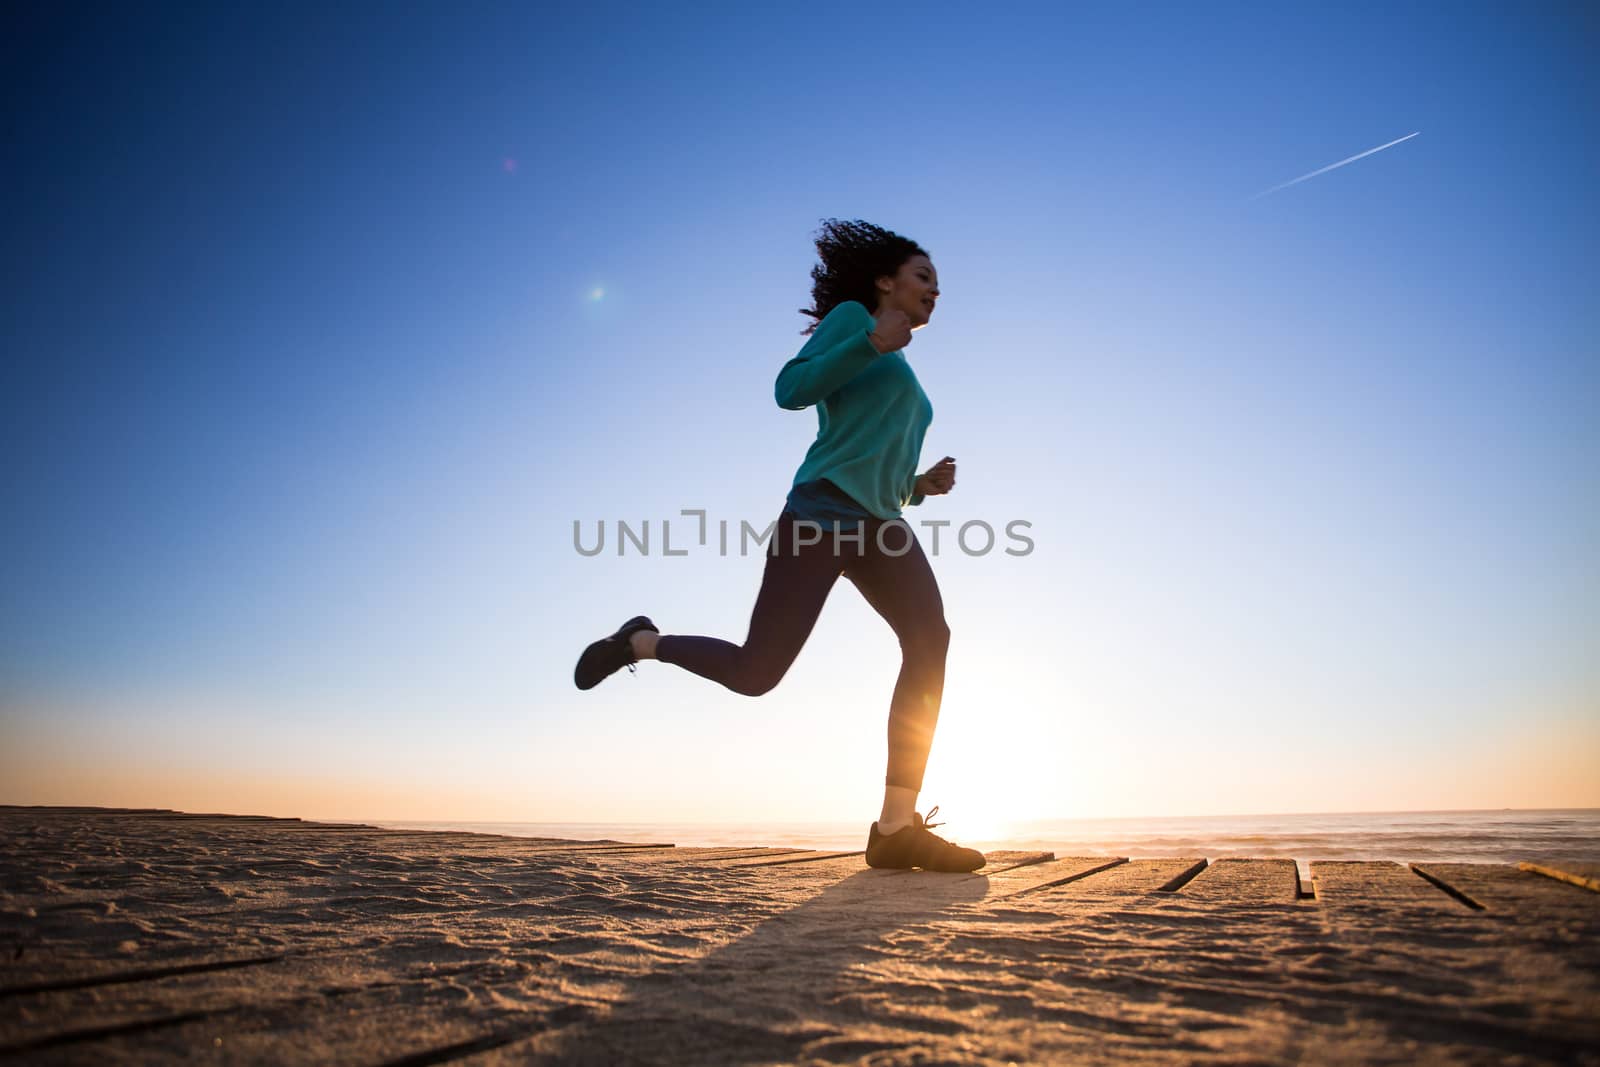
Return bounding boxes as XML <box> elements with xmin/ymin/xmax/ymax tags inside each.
<box><xmin>774</xmin><ymin>302</ymin><xmax>880</xmax><ymax>410</ymax></box>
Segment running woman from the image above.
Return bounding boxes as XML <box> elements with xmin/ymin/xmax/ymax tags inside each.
<box><xmin>573</xmin><ymin>218</ymin><xmax>982</xmax><ymax>873</ymax></box>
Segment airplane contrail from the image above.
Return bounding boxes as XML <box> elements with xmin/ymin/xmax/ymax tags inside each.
<box><xmin>1250</xmin><ymin>131</ymin><xmax>1420</xmax><ymax>200</ymax></box>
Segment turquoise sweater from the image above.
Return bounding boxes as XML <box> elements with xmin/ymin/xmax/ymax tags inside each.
<box><xmin>775</xmin><ymin>300</ymin><xmax>932</xmax><ymax>519</ymax></box>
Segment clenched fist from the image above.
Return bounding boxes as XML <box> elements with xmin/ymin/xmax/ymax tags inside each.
<box><xmin>868</xmin><ymin>308</ymin><xmax>913</xmax><ymax>353</ymax></box>
<box><xmin>914</xmin><ymin>456</ymin><xmax>957</xmax><ymax>497</ymax></box>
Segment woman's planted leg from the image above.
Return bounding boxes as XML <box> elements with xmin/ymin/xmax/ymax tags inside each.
<box><xmin>845</xmin><ymin>519</ymin><xmax>951</xmax><ymax>801</ymax></box>
<box><xmin>848</xmin><ymin>520</ymin><xmax>980</xmax><ymax>872</ymax></box>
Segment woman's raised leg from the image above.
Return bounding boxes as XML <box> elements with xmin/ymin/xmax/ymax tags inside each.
<box><xmin>653</xmin><ymin>515</ymin><xmax>843</xmax><ymax>696</ymax></box>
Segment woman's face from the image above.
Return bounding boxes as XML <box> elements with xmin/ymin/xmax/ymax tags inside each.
<box><xmin>876</xmin><ymin>254</ymin><xmax>940</xmax><ymax>328</ymax></box>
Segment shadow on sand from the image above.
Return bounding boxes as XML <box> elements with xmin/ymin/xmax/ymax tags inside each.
<box><xmin>527</xmin><ymin>866</ymin><xmax>992</xmax><ymax>1064</ymax></box>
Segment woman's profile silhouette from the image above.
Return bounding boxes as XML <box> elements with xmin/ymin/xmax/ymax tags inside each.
<box><xmin>574</xmin><ymin>218</ymin><xmax>981</xmax><ymax>873</ymax></box>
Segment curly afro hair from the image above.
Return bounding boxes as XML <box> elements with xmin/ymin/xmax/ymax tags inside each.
<box><xmin>798</xmin><ymin>218</ymin><xmax>931</xmax><ymax>335</ymax></box>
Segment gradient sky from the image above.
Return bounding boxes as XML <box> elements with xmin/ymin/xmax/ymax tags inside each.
<box><xmin>3</xmin><ymin>3</ymin><xmax>1596</xmax><ymax>827</ymax></box>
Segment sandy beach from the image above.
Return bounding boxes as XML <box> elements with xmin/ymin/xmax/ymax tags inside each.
<box><xmin>2</xmin><ymin>807</ymin><xmax>1597</xmax><ymax>1065</ymax></box>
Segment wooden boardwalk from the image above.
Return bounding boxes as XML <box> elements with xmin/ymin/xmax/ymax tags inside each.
<box><xmin>2</xmin><ymin>807</ymin><xmax>1596</xmax><ymax>1065</ymax></box>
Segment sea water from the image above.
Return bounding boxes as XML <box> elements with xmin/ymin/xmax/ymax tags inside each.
<box><xmin>370</xmin><ymin>808</ymin><xmax>1599</xmax><ymax>869</ymax></box>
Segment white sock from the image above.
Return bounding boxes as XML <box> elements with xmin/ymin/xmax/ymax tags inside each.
<box><xmin>877</xmin><ymin>785</ymin><xmax>918</xmax><ymax>834</ymax></box>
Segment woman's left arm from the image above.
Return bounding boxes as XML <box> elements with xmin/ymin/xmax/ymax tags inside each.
<box><xmin>912</xmin><ymin>456</ymin><xmax>957</xmax><ymax>500</ymax></box>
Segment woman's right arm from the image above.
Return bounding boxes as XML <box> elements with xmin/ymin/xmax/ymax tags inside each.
<box><xmin>774</xmin><ymin>302</ymin><xmax>882</xmax><ymax>410</ymax></box>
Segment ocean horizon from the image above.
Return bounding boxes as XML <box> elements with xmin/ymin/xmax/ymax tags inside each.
<box><xmin>366</xmin><ymin>807</ymin><xmax>1600</xmax><ymax>874</ymax></box>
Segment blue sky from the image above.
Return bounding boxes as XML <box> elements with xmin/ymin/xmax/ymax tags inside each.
<box><xmin>3</xmin><ymin>2</ymin><xmax>1595</xmax><ymax>825</ymax></box>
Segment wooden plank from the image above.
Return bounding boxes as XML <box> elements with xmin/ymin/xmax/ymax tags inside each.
<box><xmin>838</xmin><ymin>848</ymin><xmax>1051</xmax><ymax>880</ymax></box>
<box><xmin>971</xmin><ymin>850</ymin><xmax>1054</xmax><ymax>875</ymax></box>
<box><xmin>704</xmin><ymin>851</ymin><xmax>1047</xmax><ymax>894</ymax></box>
<box><xmin>681</xmin><ymin>848</ymin><xmax>814</xmax><ymax>864</ymax></box>
<box><xmin>639</xmin><ymin>847</ymin><xmax>786</xmax><ymax>862</ymax></box>
<box><xmin>1308</xmin><ymin>861</ymin><xmax>1465</xmax><ymax>912</ymax></box>
<box><xmin>789</xmin><ymin>866</ymin><xmax>1000</xmax><ymax>912</ymax></box>
<box><xmin>1178</xmin><ymin>858</ymin><xmax>1300</xmax><ymax>903</ymax></box>
<box><xmin>988</xmin><ymin>856</ymin><xmax>1124</xmax><ymax>899</ymax></box>
<box><xmin>559</xmin><ymin>844</ymin><xmax>677</xmax><ymax>854</ymax></box>
<box><xmin>0</xmin><ymin>971</ymin><xmax>556</xmax><ymax>1065</ymax></box>
<box><xmin>733</xmin><ymin>848</ymin><xmax>1053</xmax><ymax>875</ymax></box>
<box><xmin>1414</xmin><ymin>863</ymin><xmax>1600</xmax><ymax>924</ymax></box>
<box><xmin>723</xmin><ymin>850</ymin><xmax>865</xmax><ymax>868</ymax></box>
<box><xmin>1034</xmin><ymin>857</ymin><xmax>1206</xmax><ymax>898</ymax></box>
<box><xmin>0</xmin><ymin>954</ymin><xmax>288</xmax><ymax>998</ymax></box>
<box><xmin>489</xmin><ymin>841</ymin><xmax>675</xmax><ymax>853</ymax></box>
<box><xmin>1519</xmin><ymin>860</ymin><xmax>1600</xmax><ymax>894</ymax></box>
<box><xmin>0</xmin><ymin>956</ymin><xmax>362</xmax><ymax>1053</ymax></box>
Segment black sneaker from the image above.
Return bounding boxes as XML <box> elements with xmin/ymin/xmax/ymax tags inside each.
<box><xmin>864</xmin><ymin>806</ymin><xmax>985</xmax><ymax>873</ymax></box>
<box><xmin>573</xmin><ymin>615</ymin><xmax>659</xmax><ymax>690</ymax></box>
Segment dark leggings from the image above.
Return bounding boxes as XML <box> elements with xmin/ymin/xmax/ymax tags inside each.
<box><xmin>655</xmin><ymin>510</ymin><xmax>950</xmax><ymax>792</ymax></box>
